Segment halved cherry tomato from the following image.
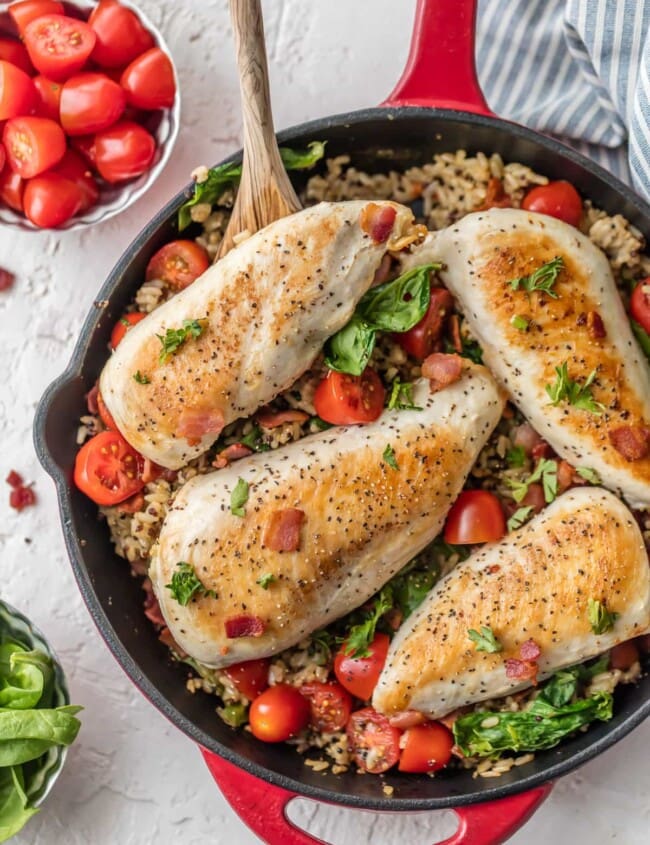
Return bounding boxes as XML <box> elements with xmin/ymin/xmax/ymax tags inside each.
<box><xmin>3</xmin><ymin>115</ymin><xmax>65</xmax><ymax>177</ymax></box>
<box><xmin>0</xmin><ymin>143</ymin><xmax>4</xmax><ymax>174</ymax></box>
<box><xmin>0</xmin><ymin>38</ymin><xmax>35</xmax><ymax>76</ymax></box>
<box><xmin>23</xmin><ymin>15</ymin><xmax>97</xmax><ymax>81</ymax></box>
<box><xmin>300</xmin><ymin>682</ymin><xmax>353</xmax><ymax>732</ymax></box>
<box><xmin>346</xmin><ymin>707</ymin><xmax>401</xmax><ymax>774</ymax></box>
<box><xmin>395</xmin><ymin>287</ymin><xmax>454</xmax><ymax>361</ymax></box>
<box><xmin>521</xmin><ymin>181</ymin><xmax>582</xmax><ymax>227</ymax></box>
<box><xmin>444</xmin><ymin>489</ymin><xmax>506</xmax><ymax>544</ymax></box>
<box><xmin>89</xmin><ymin>0</ymin><xmax>154</xmax><ymax>69</ymax></box>
<box><xmin>32</xmin><ymin>75</ymin><xmax>62</xmax><ymax>120</ymax></box>
<box><xmin>145</xmin><ymin>240</ymin><xmax>210</xmax><ymax>290</ymax></box>
<box><xmin>110</xmin><ymin>311</ymin><xmax>146</xmax><ymax>349</ymax></box>
<box><xmin>74</xmin><ymin>430</ymin><xmax>145</xmax><ymax>506</ymax></box>
<box><xmin>0</xmin><ymin>166</ymin><xmax>24</xmax><ymax>210</ymax></box>
<box><xmin>96</xmin><ymin>391</ymin><xmax>117</xmax><ymax>431</ymax></box>
<box><xmin>631</xmin><ymin>280</ymin><xmax>650</xmax><ymax>335</ymax></box>
<box><xmin>8</xmin><ymin>1</ymin><xmax>64</xmax><ymax>35</ymax></box>
<box><xmin>313</xmin><ymin>368</ymin><xmax>385</xmax><ymax>425</ymax></box>
<box><xmin>0</xmin><ymin>60</ymin><xmax>37</xmax><ymax>121</ymax></box>
<box><xmin>94</xmin><ymin>120</ymin><xmax>155</xmax><ymax>182</ymax></box>
<box><xmin>60</xmin><ymin>71</ymin><xmax>126</xmax><ymax>135</ymax></box>
<box><xmin>52</xmin><ymin>148</ymin><xmax>99</xmax><ymax>212</ymax></box>
<box><xmin>334</xmin><ymin>632</ymin><xmax>390</xmax><ymax>701</ymax></box>
<box><xmin>248</xmin><ymin>684</ymin><xmax>310</xmax><ymax>742</ymax></box>
<box><xmin>398</xmin><ymin>721</ymin><xmax>454</xmax><ymax>773</ymax></box>
<box><xmin>609</xmin><ymin>640</ymin><xmax>640</xmax><ymax>671</ymax></box>
<box><xmin>23</xmin><ymin>172</ymin><xmax>83</xmax><ymax>227</ymax></box>
<box><xmin>223</xmin><ymin>658</ymin><xmax>270</xmax><ymax>700</ymax></box>
<box><xmin>120</xmin><ymin>47</ymin><xmax>175</xmax><ymax>110</ymax></box>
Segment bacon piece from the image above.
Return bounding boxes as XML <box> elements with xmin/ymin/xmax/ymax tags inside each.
<box><xmin>422</xmin><ymin>353</ymin><xmax>463</xmax><ymax>392</ymax></box>
<box><xmin>359</xmin><ymin>203</ymin><xmax>397</xmax><ymax>243</ymax></box>
<box><xmin>263</xmin><ymin>508</ymin><xmax>305</xmax><ymax>552</ymax></box>
<box><xmin>557</xmin><ymin>460</ymin><xmax>577</xmax><ymax>493</ymax></box>
<box><xmin>161</xmin><ymin>468</ymin><xmax>178</xmax><ymax>483</ymax></box>
<box><xmin>519</xmin><ymin>638</ymin><xmax>541</xmax><ymax>661</ymax></box>
<box><xmin>213</xmin><ymin>443</ymin><xmax>254</xmax><ymax>469</ymax></box>
<box><xmin>475</xmin><ymin>178</ymin><xmax>512</xmax><ymax>211</ymax></box>
<box><xmin>86</xmin><ymin>383</ymin><xmax>100</xmax><ymax>415</ymax></box>
<box><xmin>609</xmin><ymin>426</ymin><xmax>650</xmax><ymax>461</ymax></box>
<box><xmin>521</xmin><ymin>482</ymin><xmax>546</xmax><ymax>514</ymax></box>
<box><xmin>6</xmin><ymin>470</ymin><xmax>23</xmax><ymax>488</ymax></box>
<box><xmin>159</xmin><ymin>626</ymin><xmax>187</xmax><ymax>658</ymax></box>
<box><xmin>117</xmin><ymin>492</ymin><xmax>145</xmax><ymax>514</ymax></box>
<box><xmin>0</xmin><ymin>268</ymin><xmax>15</xmax><ymax>292</ymax></box>
<box><xmin>143</xmin><ymin>588</ymin><xmax>165</xmax><ymax>628</ymax></box>
<box><xmin>388</xmin><ymin>710</ymin><xmax>427</xmax><ymax>729</ymax></box>
<box><xmin>9</xmin><ymin>486</ymin><xmax>36</xmax><ymax>511</ymax></box>
<box><xmin>372</xmin><ymin>253</ymin><xmax>393</xmax><ymax>286</ymax></box>
<box><xmin>256</xmin><ymin>408</ymin><xmax>309</xmax><ymax>429</ymax></box>
<box><xmin>140</xmin><ymin>458</ymin><xmax>162</xmax><ymax>484</ymax></box>
<box><xmin>587</xmin><ymin>311</ymin><xmax>606</xmax><ymax>339</ymax></box>
<box><xmin>449</xmin><ymin>314</ymin><xmax>463</xmax><ymax>354</ymax></box>
<box><xmin>512</xmin><ymin>422</ymin><xmax>544</xmax><ymax>456</ymax></box>
<box><xmin>505</xmin><ymin>658</ymin><xmax>538</xmax><ymax>683</ymax></box>
<box><xmin>225</xmin><ymin>615</ymin><xmax>266</xmax><ymax>639</ymax></box>
<box><xmin>177</xmin><ymin>407</ymin><xmax>225</xmax><ymax>446</ymax></box>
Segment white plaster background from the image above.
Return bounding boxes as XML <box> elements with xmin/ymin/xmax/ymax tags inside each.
<box><xmin>0</xmin><ymin>0</ymin><xmax>648</xmax><ymax>842</ymax></box>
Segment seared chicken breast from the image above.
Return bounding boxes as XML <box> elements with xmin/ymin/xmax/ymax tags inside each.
<box><xmin>373</xmin><ymin>487</ymin><xmax>650</xmax><ymax>720</ymax></box>
<box><xmin>403</xmin><ymin>208</ymin><xmax>650</xmax><ymax>508</ymax></box>
<box><xmin>100</xmin><ymin>200</ymin><xmax>416</xmax><ymax>469</ymax></box>
<box><xmin>149</xmin><ymin>366</ymin><xmax>504</xmax><ymax>666</ymax></box>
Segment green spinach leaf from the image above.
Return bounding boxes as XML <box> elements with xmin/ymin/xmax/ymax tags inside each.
<box><xmin>0</xmin><ymin>767</ymin><xmax>38</xmax><ymax>844</ymax></box>
<box><xmin>0</xmin><ymin>706</ymin><xmax>82</xmax><ymax>767</ymax></box>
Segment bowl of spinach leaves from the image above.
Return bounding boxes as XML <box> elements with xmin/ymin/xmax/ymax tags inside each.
<box><xmin>0</xmin><ymin>600</ymin><xmax>81</xmax><ymax>843</ymax></box>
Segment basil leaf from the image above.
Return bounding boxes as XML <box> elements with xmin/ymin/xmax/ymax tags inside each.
<box><xmin>0</xmin><ymin>707</ymin><xmax>82</xmax><ymax>767</ymax></box>
<box><xmin>390</xmin><ymin>567</ymin><xmax>438</xmax><ymax>619</ymax></box>
<box><xmin>357</xmin><ymin>264</ymin><xmax>436</xmax><ymax>332</ymax></box>
<box><xmin>230</xmin><ymin>477</ymin><xmax>249</xmax><ymax>517</ymax></box>
<box><xmin>0</xmin><ymin>766</ymin><xmax>38</xmax><ymax>843</ymax></box>
<box><xmin>324</xmin><ymin>315</ymin><xmax>376</xmax><ymax>376</ymax></box>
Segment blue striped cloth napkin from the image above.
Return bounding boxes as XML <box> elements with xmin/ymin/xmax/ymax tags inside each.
<box><xmin>476</xmin><ymin>0</ymin><xmax>650</xmax><ymax>198</ymax></box>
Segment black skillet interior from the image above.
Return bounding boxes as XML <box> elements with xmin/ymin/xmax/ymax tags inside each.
<box><xmin>35</xmin><ymin>107</ymin><xmax>650</xmax><ymax>811</ymax></box>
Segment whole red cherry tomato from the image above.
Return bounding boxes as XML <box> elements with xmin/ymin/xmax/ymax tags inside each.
<box><xmin>521</xmin><ymin>181</ymin><xmax>583</xmax><ymax>227</ymax></box>
<box><xmin>94</xmin><ymin>120</ymin><xmax>155</xmax><ymax>182</ymax></box>
<box><xmin>120</xmin><ymin>47</ymin><xmax>176</xmax><ymax>110</ymax></box>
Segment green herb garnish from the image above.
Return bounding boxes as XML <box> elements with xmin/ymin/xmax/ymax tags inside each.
<box><xmin>588</xmin><ymin>599</ymin><xmax>619</xmax><ymax>635</ymax></box>
<box><xmin>387</xmin><ymin>378</ymin><xmax>422</xmax><ymax>411</ymax></box>
<box><xmin>217</xmin><ymin>702</ymin><xmax>248</xmax><ymax>728</ymax></box>
<box><xmin>506</xmin><ymin>445</ymin><xmax>527</xmax><ymax>468</ymax></box>
<box><xmin>166</xmin><ymin>562</ymin><xmax>215</xmax><ymax>605</ymax></box>
<box><xmin>545</xmin><ymin>361</ymin><xmax>605</xmax><ymax>415</ymax></box>
<box><xmin>507</xmin><ymin>505</ymin><xmax>534</xmax><ymax>532</ymax></box>
<box><xmin>324</xmin><ymin>314</ymin><xmax>376</xmax><ymax>376</ymax></box>
<box><xmin>239</xmin><ymin>424</ymin><xmax>271</xmax><ymax>452</ymax></box>
<box><xmin>631</xmin><ymin>319</ymin><xmax>650</xmax><ymax>361</ymax></box>
<box><xmin>507</xmin><ymin>458</ymin><xmax>558</xmax><ymax>504</ymax></box>
<box><xmin>230</xmin><ymin>478</ymin><xmax>249</xmax><ymax>517</ymax></box>
<box><xmin>468</xmin><ymin>626</ymin><xmax>502</xmax><ymax>653</ymax></box>
<box><xmin>575</xmin><ymin>466</ymin><xmax>601</xmax><ymax>484</ymax></box>
<box><xmin>382</xmin><ymin>444</ymin><xmax>399</xmax><ymax>470</ymax></box>
<box><xmin>157</xmin><ymin>319</ymin><xmax>206</xmax><ymax>364</ymax></box>
<box><xmin>256</xmin><ymin>573</ymin><xmax>276</xmax><ymax>590</ymax></box>
<box><xmin>510</xmin><ymin>256</ymin><xmax>564</xmax><ymax>298</ymax></box>
<box><xmin>133</xmin><ymin>370</ymin><xmax>150</xmax><ymax>385</ymax></box>
<box><xmin>343</xmin><ymin>587</ymin><xmax>394</xmax><ymax>658</ymax></box>
<box><xmin>119</xmin><ymin>316</ymin><xmax>130</xmax><ymax>328</ymax></box>
<box><xmin>510</xmin><ymin>314</ymin><xmax>529</xmax><ymax>331</ymax></box>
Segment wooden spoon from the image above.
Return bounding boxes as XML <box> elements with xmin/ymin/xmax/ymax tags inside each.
<box><xmin>217</xmin><ymin>0</ymin><xmax>301</xmax><ymax>258</ymax></box>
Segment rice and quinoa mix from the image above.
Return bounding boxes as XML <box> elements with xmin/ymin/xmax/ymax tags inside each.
<box><xmin>82</xmin><ymin>149</ymin><xmax>649</xmax><ymax>781</ymax></box>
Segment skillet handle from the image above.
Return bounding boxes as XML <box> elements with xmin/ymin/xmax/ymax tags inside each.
<box><xmin>382</xmin><ymin>0</ymin><xmax>492</xmax><ymax>115</ymax></box>
<box><xmin>201</xmin><ymin>748</ymin><xmax>552</xmax><ymax>845</ymax></box>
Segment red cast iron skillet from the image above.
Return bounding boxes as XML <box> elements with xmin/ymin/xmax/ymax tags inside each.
<box><xmin>34</xmin><ymin>1</ymin><xmax>650</xmax><ymax>842</ymax></box>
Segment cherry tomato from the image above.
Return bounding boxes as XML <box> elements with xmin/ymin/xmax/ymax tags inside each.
<box><xmin>609</xmin><ymin>640</ymin><xmax>640</xmax><ymax>671</ymax></box>
<box><xmin>0</xmin><ymin>38</ymin><xmax>35</xmax><ymax>76</ymax></box>
<box><xmin>0</xmin><ymin>143</ymin><xmax>4</xmax><ymax>174</ymax></box>
<box><xmin>71</xmin><ymin>133</ymin><xmax>97</xmax><ymax>166</ymax></box>
<box><xmin>521</xmin><ymin>181</ymin><xmax>583</xmax><ymax>227</ymax></box>
<box><xmin>32</xmin><ymin>75</ymin><xmax>62</xmax><ymax>120</ymax></box>
<box><xmin>74</xmin><ymin>430</ymin><xmax>145</xmax><ymax>506</ymax></box>
<box><xmin>52</xmin><ymin>147</ymin><xmax>98</xmax><ymax>212</ymax></box>
<box><xmin>23</xmin><ymin>172</ymin><xmax>83</xmax><ymax>227</ymax></box>
<box><xmin>398</xmin><ymin>721</ymin><xmax>454</xmax><ymax>773</ymax></box>
<box><xmin>145</xmin><ymin>240</ymin><xmax>210</xmax><ymax>290</ymax></box>
<box><xmin>23</xmin><ymin>15</ymin><xmax>97</xmax><ymax>81</ymax></box>
<box><xmin>120</xmin><ymin>47</ymin><xmax>175</xmax><ymax>110</ymax></box>
<box><xmin>334</xmin><ymin>633</ymin><xmax>390</xmax><ymax>701</ymax></box>
<box><xmin>96</xmin><ymin>391</ymin><xmax>117</xmax><ymax>431</ymax></box>
<box><xmin>630</xmin><ymin>280</ymin><xmax>650</xmax><ymax>335</ymax></box>
<box><xmin>89</xmin><ymin>0</ymin><xmax>154</xmax><ymax>69</ymax></box>
<box><xmin>300</xmin><ymin>682</ymin><xmax>353</xmax><ymax>732</ymax></box>
<box><xmin>8</xmin><ymin>1</ymin><xmax>64</xmax><ymax>35</ymax></box>
<box><xmin>395</xmin><ymin>287</ymin><xmax>454</xmax><ymax>361</ymax></box>
<box><xmin>110</xmin><ymin>311</ymin><xmax>146</xmax><ymax>349</ymax></box>
<box><xmin>248</xmin><ymin>684</ymin><xmax>310</xmax><ymax>742</ymax></box>
<box><xmin>346</xmin><ymin>707</ymin><xmax>401</xmax><ymax>774</ymax></box>
<box><xmin>0</xmin><ymin>166</ymin><xmax>24</xmax><ymax>210</ymax></box>
<box><xmin>314</xmin><ymin>368</ymin><xmax>385</xmax><ymax>426</ymax></box>
<box><xmin>3</xmin><ymin>115</ymin><xmax>65</xmax><ymax>178</ymax></box>
<box><xmin>94</xmin><ymin>120</ymin><xmax>155</xmax><ymax>182</ymax></box>
<box><xmin>0</xmin><ymin>60</ymin><xmax>37</xmax><ymax>121</ymax></box>
<box><xmin>60</xmin><ymin>71</ymin><xmax>126</xmax><ymax>135</ymax></box>
<box><xmin>444</xmin><ymin>489</ymin><xmax>506</xmax><ymax>545</ymax></box>
<box><xmin>223</xmin><ymin>658</ymin><xmax>270</xmax><ymax>700</ymax></box>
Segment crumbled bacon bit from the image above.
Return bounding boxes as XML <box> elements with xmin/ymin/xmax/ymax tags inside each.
<box><xmin>513</xmin><ymin>422</ymin><xmax>544</xmax><ymax>456</ymax></box>
<box><xmin>213</xmin><ymin>443</ymin><xmax>254</xmax><ymax>469</ymax></box>
<box><xmin>422</xmin><ymin>353</ymin><xmax>463</xmax><ymax>392</ymax></box>
<box><xmin>449</xmin><ymin>314</ymin><xmax>462</xmax><ymax>354</ymax></box>
<box><xmin>475</xmin><ymin>178</ymin><xmax>512</xmax><ymax>211</ymax></box>
<box><xmin>487</xmin><ymin>564</ymin><xmax>501</xmax><ymax>574</ymax></box>
<box><xmin>519</xmin><ymin>638</ymin><xmax>541</xmax><ymax>661</ymax></box>
<box><xmin>609</xmin><ymin>426</ymin><xmax>650</xmax><ymax>461</ymax></box>
<box><xmin>178</xmin><ymin>407</ymin><xmax>225</xmax><ymax>445</ymax></box>
<box><xmin>359</xmin><ymin>203</ymin><xmax>397</xmax><ymax>243</ymax></box>
<box><xmin>587</xmin><ymin>311</ymin><xmax>606</xmax><ymax>339</ymax></box>
<box><xmin>557</xmin><ymin>460</ymin><xmax>577</xmax><ymax>493</ymax></box>
<box><xmin>225</xmin><ymin>615</ymin><xmax>266</xmax><ymax>639</ymax></box>
<box><xmin>263</xmin><ymin>508</ymin><xmax>305</xmax><ymax>552</ymax></box>
<box><xmin>143</xmin><ymin>588</ymin><xmax>165</xmax><ymax>628</ymax></box>
<box><xmin>388</xmin><ymin>710</ymin><xmax>427</xmax><ymax>729</ymax></box>
<box><xmin>6</xmin><ymin>470</ymin><xmax>23</xmax><ymax>488</ymax></box>
<box><xmin>255</xmin><ymin>408</ymin><xmax>309</xmax><ymax>429</ymax></box>
<box><xmin>9</xmin><ymin>486</ymin><xmax>36</xmax><ymax>511</ymax></box>
<box><xmin>86</xmin><ymin>384</ymin><xmax>100</xmax><ymax>415</ymax></box>
<box><xmin>159</xmin><ymin>626</ymin><xmax>187</xmax><ymax>657</ymax></box>
<box><xmin>531</xmin><ymin>441</ymin><xmax>554</xmax><ymax>461</ymax></box>
<box><xmin>0</xmin><ymin>268</ymin><xmax>15</xmax><ymax>292</ymax></box>
<box><xmin>117</xmin><ymin>492</ymin><xmax>145</xmax><ymax>514</ymax></box>
<box><xmin>505</xmin><ymin>658</ymin><xmax>538</xmax><ymax>683</ymax></box>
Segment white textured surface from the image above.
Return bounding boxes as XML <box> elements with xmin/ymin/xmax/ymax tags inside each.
<box><xmin>0</xmin><ymin>1</ymin><xmax>648</xmax><ymax>842</ymax></box>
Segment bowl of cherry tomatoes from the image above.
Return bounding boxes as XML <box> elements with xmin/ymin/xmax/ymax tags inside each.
<box><xmin>0</xmin><ymin>0</ymin><xmax>180</xmax><ymax>230</ymax></box>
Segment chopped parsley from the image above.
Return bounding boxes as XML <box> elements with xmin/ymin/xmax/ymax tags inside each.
<box><xmin>510</xmin><ymin>314</ymin><xmax>530</xmax><ymax>331</ymax></box>
<box><xmin>133</xmin><ymin>370</ymin><xmax>150</xmax><ymax>384</ymax></box>
<box><xmin>166</xmin><ymin>562</ymin><xmax>215</xmax><ymax>606</ymax></box>
<box><xmin>576</xmin><ymin>466</ymin><xmax>601</xmax><ymax>485</ymax></box>
<box><xmin>545</xmin><ymin>361</ymin><xmax>605</xmax><ymax>415</ymax></box>
<box><xmin>230</xmin><ymin>478</ymin><xmax>249</xmax><ymax>517</ymax></box>
<box><xmin>468</xmin><ymin>626</ymin><xmax>502</xmax><ymax>653</ymax></box>
<box><xmin>157</xmin><ymin>319</ymin><xmax>206</xmax><ymax>364</ymax></box>
<box><xmin>256</xmin><ymin>573</ymin><xmax>276</xmax><ymax>589</ymax></box>
<box><xmin>507</xmin><ymin>505</ymin><xmax>534</xmax><ymax>532</ymax></box>
<box><xmin>588</xmin><ymin>599</ymin><xmax>619</xmax><ymax>635</ymax></box>
<box><xmin>382</xmin><ymin>443</ymin><xmax>399</xmax><ymax>470</ymax></box>
<box><xmin>239</xmin><ymin>424</ymin><xmax>271</xmax><ymax>452</ymax></box>
<box><xmin>119</xmin><ymin>316</ymin><xmax>130</xmax><ymax>328</ymax></box>
<box><xmin>343</xmin><ymin>587</ymin><xmax>393</xmax><ymax>658</ymax></box>
<box><xmin>510</xmin><ymin>256</ymin><xmax>564</xmax><ymax>298</ymax></box>
<box><xmin>507</xmin><ymin>458</ymin><xmax>558</xmax><ymax>504</ymax></box>
<box><xmin>506</xmin><ymin>444</ymin><xmax>527</xmax><ymax>468</ymax></box>
<box><xmin>387</xmin><ymin>378</ymin><xmax>422</xmax><ymax>411</ymax></box>
<box><xmin>311</xmin><ymin>416</ymin><xmax>334</xmax><ymax>431</ymax></box>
